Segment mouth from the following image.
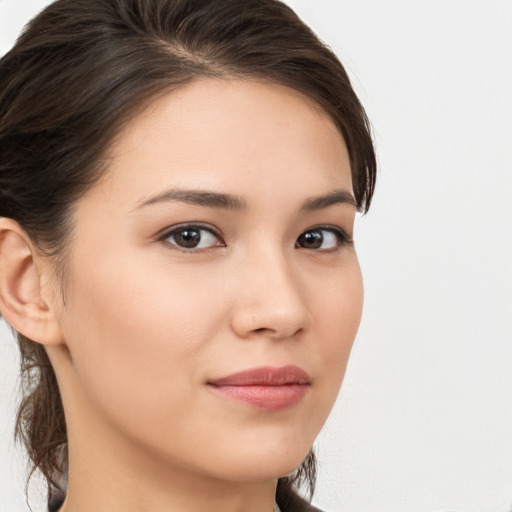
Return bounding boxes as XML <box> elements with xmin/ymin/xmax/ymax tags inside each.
<box><xmin>207</xmin><ymin>365</ymin><xmax>311</xmax><ymax>411</ymax></box>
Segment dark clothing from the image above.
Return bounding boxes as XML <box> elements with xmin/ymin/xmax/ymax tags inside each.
<box><xmin>277</xmin><ymin>489</ymin><xmax>324</xmax><ymax>512</ymax></box>
<box><xmin>49</xmin><ymin>488</ymin><xmax>324</xmax><ymax>511</ymax></box>
<box><xmin>48</xmin><ymin>490</ymin><xmax>64</xmax><ymax>512</ymax></box>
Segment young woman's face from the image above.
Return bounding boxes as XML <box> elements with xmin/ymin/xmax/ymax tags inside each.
<box><xmin>54</xmin><ymin>79</ymin><xmax>363</xmax><ymax>482</ymax></box>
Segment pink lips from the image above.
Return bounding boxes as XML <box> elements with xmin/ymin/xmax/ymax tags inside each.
<box><xmin>207</xmin><ymin>365</ymin><xmax>310</xmax><ymax>411</ymax></box>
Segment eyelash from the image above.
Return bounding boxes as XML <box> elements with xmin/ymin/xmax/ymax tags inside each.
<box><xmin>295</xmin><ymin>225</ymin><xmax>353</xmax><ymax>252</ymax></box>
<box><xmin>159</xmin><ymin>223</ymin><xmax>353</xmax><ymax>252</ymax></box>
<box><xmin>159</xmin><ymin>223</ymin><xmax>225</xmax><ymax>252</ymax></box>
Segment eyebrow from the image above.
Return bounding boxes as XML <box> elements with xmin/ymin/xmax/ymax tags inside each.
<box><xmin>134</xmin><ymin>188</ymin><xmax>358</xmax><ymax>212</ymax></box>
<box><xmin>300</xmin><ymin>189</ymin><xmax>359</xmax><ymax>212</ymax></box>
<box><xmin>135</xmin><ymin>189</ymin><xmax>247</xmax><ymax>212</ymax></box>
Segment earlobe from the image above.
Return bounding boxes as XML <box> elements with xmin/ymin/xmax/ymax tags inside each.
<box><xmin>0</xmin><ymin>218</ymin><xmax>64</xmax><ymax>346</ymax></box>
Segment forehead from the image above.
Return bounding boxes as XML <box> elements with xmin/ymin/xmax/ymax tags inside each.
<box><xmin>90</xmin><ymin>78</ymin><xmax>352</xmax><ymax>211</ymax></box>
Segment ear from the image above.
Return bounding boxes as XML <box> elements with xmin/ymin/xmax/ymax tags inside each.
<box><xmin>0</xmin><ymin>218</ymin><xmax>64</xmax><ymax>346</ymax></box>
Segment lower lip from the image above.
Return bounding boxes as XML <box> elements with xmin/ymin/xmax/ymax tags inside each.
<box><xmin>208</xmin><ymin>384</ymin><xmax>309</xmax><ymax>411</ymax></box>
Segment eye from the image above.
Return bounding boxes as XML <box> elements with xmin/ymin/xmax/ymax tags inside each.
<box><xmin>161</xmin><ymin>224</ymin><xmax>224</xmax><ymax>251</ymax></box>
<box><xmin>296</xmin><ymin>227</ymin><xmax>352</xmax><ymax>251</ymax></box>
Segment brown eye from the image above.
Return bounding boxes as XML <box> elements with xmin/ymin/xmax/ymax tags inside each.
<box><xmin>164</xmin><ymin>225</ymin><xmax>222</xmax><ymax>250</ymax></box>
<box><xmin>296</xmin><ymin>227</ymin><xmax>348</xmax><ymax>250</ymax></box>
<box><xmin>297</xmin><ymin>230</ymin><xmax>324</xmax><ymax>249</ymax></box>
<box><xmin>173</xmin><ymin>229</ymin><xmax>201</xmax><ymax>248</ymax></box>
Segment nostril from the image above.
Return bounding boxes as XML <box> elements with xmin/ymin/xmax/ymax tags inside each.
<box><xmin>251</xmin><ymin>326</ymin><xmax>304</xmax><ymax>337</ymax></box>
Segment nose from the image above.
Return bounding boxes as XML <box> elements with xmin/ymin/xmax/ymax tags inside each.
<box><xmin>230</xmin><ymin>250</ymin><xmax>311</xmax><ymax>340</ymax></box>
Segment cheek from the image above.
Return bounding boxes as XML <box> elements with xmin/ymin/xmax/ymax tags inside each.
<box><xmin>311</xmin><ymin>253</ymin><xmax>363</xmax><ymax>340</ymax></box>
<box><xmin>329</xmin><ymin>265</ymin><xmax>363</xmax><ymax>362</ymax></box>
<box><xmin>59</xmin><ymin>251</ymin><xmax>227</xmax><ymax>425</ymax></box>
<box><xmin>308</xmin><ymin>258</ymin><xmax>363</xmax><ymax>406</ymax></box>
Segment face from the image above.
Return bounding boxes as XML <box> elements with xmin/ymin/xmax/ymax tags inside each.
<box><xmin>53</xmin><ymin>78</ymin><xmax>363</xmax><ymax>483</ymax></box>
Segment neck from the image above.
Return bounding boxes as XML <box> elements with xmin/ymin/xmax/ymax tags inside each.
<box><xmin>58</xmin><ymin>431</ymin><xmax>277</xmax><ymax>512</ymax></box>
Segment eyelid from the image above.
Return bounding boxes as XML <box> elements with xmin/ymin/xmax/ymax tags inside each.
<box><xmin>296</xmin><ymin>224</ymin><xmax>354</xmax><ymax>249</ymax></box>
<box><xmin>157</xmin><ymin>222</ymin><xmax>225</xmax><ymax>249</ymax></box>
<box><xmin>332</xmin><ymin>225</ymin><xmax>353</xmax><ymax>245</ymax></box>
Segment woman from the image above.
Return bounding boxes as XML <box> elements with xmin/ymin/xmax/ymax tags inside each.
<box><xmin>0</xmin><ymin>0</ymin><xmax>376</xmax><ymax>510</ymax></box>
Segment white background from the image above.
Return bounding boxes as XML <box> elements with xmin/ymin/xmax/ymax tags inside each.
<box><xmin>1</xmin><ymin>1</ymin><xmax>511</xmax><ymax>511</ymax></box>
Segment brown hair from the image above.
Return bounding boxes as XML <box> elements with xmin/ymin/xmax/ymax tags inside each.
<box><xmin>0</xmin><ymin>0</ymin><xmax>376</xmax><ymax>505</ymax></box>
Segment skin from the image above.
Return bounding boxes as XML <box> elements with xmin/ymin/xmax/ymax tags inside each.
<box><xmin>0</xmin><ymin>79</ymin><xmax>363</xmax><ymax>512</ymax></box>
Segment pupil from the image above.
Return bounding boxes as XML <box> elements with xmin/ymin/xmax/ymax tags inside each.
<box><xmin>301</xmin><ymin>231</ymin><xmax>323</xmax><ymax>248</ymax></box>
<box><xmin>176</xmin><ymin>229</ymin><xmax>200</xmax><ymax>248</ymax></box>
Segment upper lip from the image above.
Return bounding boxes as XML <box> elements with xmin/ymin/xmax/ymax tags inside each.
<box><xmin>208</xmin><ymin>365</ymin><xmax>310</xmax><ymax>386</ymax></box>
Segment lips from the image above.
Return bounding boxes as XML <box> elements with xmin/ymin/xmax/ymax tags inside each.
<box><xmin>207</xmin><ymin>365</ymin><xmax>310</xmax><ymax>411</ymax></box>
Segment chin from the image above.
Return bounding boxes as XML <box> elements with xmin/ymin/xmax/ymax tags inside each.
<box><xmin>207</xmin><ymin>441</ymin><xmax>313</xmax><ymax>484</ymax></box>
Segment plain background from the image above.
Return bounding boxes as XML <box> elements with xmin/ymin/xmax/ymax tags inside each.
<box><xmin>0</xmin><ymin>1</ymin><xmax>511</xmax><ymax>511</ymax></box>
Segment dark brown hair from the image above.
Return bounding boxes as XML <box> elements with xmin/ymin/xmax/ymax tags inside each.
<box><xmin>0</xmin><ymin>0</ymin><xmax>376</xmax><ymax>506</ymax></box>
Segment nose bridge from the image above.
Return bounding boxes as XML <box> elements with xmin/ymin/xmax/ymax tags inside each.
<box><xmin>230</xmin><ymin>242</ymin><xmax>310</xmax><ymax>339</ymax></box>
